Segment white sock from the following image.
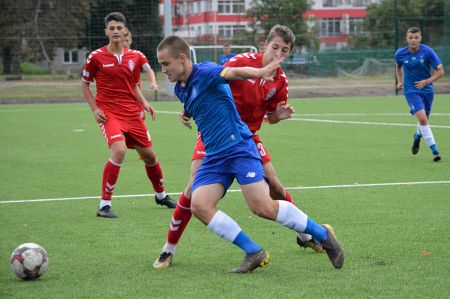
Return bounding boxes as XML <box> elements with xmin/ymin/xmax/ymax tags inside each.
<box><xmin>207</xmin><ymin>210</ymin><xmax>241</xmax><ymax>242</ymax></box>
<box><xmin>297</xmin><ymin>232</ymin><xmax>313</xmax><ymax>242</ymax></box>
<box><xmin>162</xmin><ymin>242</ymin><xmax>177</xmax><ymax>254</ymax></box>
<box><xmin>99</xmin><ymin>200</ymin><xmax>111</xmax><ymax>209</ymax></box>
<box><xmin>155</xmin><ymin>192</ymin><xmax>167</xmax><ymax>200</ymax></box>
<box><xmin>275</xmin><ymin>200</ymin><xmax>308</xmax><ymax>233</ymax></box>
<box><xmin>419</xmin><ymin>125</ymin><xmax>436</xmax><ymax>147</ymax></box>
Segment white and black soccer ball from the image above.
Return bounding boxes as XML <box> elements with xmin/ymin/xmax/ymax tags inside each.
<box><xmin>10</xmin><ymin>243</ymin><xmax>49</xmax><ymax>280</ymax></box>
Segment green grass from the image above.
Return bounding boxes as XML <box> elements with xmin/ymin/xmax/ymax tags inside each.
<box><xmin>1</xmin><ymin>96</ymin><xmax>449</xmax><ymax>298</ymax></box>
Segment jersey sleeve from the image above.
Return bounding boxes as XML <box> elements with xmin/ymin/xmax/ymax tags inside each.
<box><xmin>427</xmin><ymin>47</ymin><xmax>443</xmax><ymax>70</ymax></box>
<box><xmin>203</xmin><ymin>62</ymin><xmax>228</xmax><ymax>85</ymax></box>
<box><xmin>82</xmin><ymin>51</ymin><xmax>99</xmax><ymax>82</ymax></box>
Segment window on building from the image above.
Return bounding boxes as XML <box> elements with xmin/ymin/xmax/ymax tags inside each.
<box><xmin>218</xmin><ymin>0</ymin><xmax>245</xmax><ymax>14</ymax></box>
<box><xmin>63</xmin><ymin>50</ymin><xmax>79</xmax><ymax>64</ymax></box>
<box><xmin>317</xmin><ymin>18</ymin><xmax>341</xmax><ymax>37</ymax></box>
<box><xmin>218</xmin><ymin>24</ymin><xmax>246</xmax><ymax>39</ymax></box>
<box><xmin>349</xmin><ymin>18</ymin><xmax>365</xmax><ymax>35</ymax></box>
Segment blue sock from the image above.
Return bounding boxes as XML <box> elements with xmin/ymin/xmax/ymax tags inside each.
<box><xmin>414</xmin><ymin>133</ymin><xmax>421</xmax><ymax>141</ymax></box>
<box><xmin>303</xmin><ymin>218</ymin><xmax>328</xmax><ymax>243</ymax></box>
<box><xmin>430</xmin><ymin>144</ymin><xmax>439</xmax><ymax>154</ymax></box>
<box><xmin>232</xmin><ymin>231</ymin><xmax>261</xmax><ymax>254</ymax></box>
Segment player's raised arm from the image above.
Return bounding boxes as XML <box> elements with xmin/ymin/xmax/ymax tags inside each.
<box><xmin>222</xmin><ymin>57</ymin><xmax>284</xmax><ymax>81</ymax></box>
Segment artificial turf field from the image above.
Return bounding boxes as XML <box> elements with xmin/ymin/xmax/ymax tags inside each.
<box><xmin>1</xmin><ymin>95</ymin><xmax>449</xmax><ymax>298</ymax></box>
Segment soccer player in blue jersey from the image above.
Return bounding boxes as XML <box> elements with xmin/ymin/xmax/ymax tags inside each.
<box><xmin>156</xmin><ymin>35</ymin><xmax>344</xmax><ymax>273</ymax></box>
<box><xmin>395</xmin><ymin>27</ymin><xmax>445</xmax><ymax>162</ymax></box>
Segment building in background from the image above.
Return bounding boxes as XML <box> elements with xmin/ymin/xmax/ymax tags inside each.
<box><xmin>159</xmin><ymin>0</ymin><xmax>253</xmax><ymax>44</ymax></box>
<box><xmin>159</xmin><ymin>0</ymin><xmax>379</xmax><ymax>50</ymax></box>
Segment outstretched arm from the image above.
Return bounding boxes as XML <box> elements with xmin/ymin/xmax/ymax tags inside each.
<box><xmin>222</xmin><ymin>57</ymin><xmax>284</xmax><ymax>81</ymax></box>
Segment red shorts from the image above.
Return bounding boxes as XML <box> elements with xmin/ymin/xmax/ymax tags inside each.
<box><xmin>192</xmin><ymin>132</ymin><xmax>272</xmax><ymax>164</ymax></box>
<box><xmin>100</xmin><ymin>112</ymin><xmax>152</xmax><ymax>149</ymax></box>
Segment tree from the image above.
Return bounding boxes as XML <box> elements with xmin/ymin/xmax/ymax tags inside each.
<box><xmin>246</xmin><ymin>0</ymin><xmax>317</xmax><ymax>50</ymax></box>
<box><xmin>350</xmin><ymin>0</ymin><xmax>450</xmax><ymax>49</ymax></box>
<box><xmin>86</xmin><ymin>0</ymin><xmax>162</xmax><ymax>68</ymax></box>
<box><xmin>0</xmin><ymin>0</ymin><xmax>90</xmax><ymax>75</ymax></box>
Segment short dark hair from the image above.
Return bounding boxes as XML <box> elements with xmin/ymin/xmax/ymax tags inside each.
<box><xmin>266</xmin><ymin>25</ymin><xmax>296</xmax><ymax>51</ymax></box>
<box><xmin>407</xmin><ymin>27</ymin><xmax>421</xmax><ymax>35</ymax></box>
<box><xmin>105</xmin><ymin>12</ymin><xmax>126</xmax><ymax>27</ymax></box>
<box><xmin>157</xmin><ymin>35</ymin><xmax>191</xmax><ymax>59</ymax></box>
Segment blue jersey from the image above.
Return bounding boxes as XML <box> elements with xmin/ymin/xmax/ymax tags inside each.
<box><xmin>395</xmin><ymin>44</ymin><xmax>443</xmax><ymax>94</ymax></box>
<box><xmin>174</xmin><ymin>62</ymin><xmax>252</xmax><ymax>155</ymax></box>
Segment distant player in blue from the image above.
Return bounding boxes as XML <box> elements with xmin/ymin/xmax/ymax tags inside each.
<box><xmin>395</xmin><ymin>27</ymin><xmax>445</xmax><ymax>161</ymax></box>
<box><xmin>219</xmin><ymin>43</ymin><xmax>235</xmax><ymax>65</ymax></box>
<box><xmin>156</xmin><ymin>35</ymin><xmax>344</xmax><ymax>273</ymax></box>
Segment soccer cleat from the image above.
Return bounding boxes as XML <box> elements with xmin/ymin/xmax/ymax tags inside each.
<box><xmin>153</xmin><ymin>252</ymin><xmax>173</xmax><ymax>269</ymax></box>
<box><xmin>296</xmin><ymin>236</ymin><xmax>325</xmax><ymax>253</ymax></box>
<box><xmin>321</xmin><ymin>224</ymin><xmax>344</xmax><ymax>269</ymax></box>
<box><xmin>433</xmin><ymin>153</ymin><xmax>441</xmax><ymax>162</ymax></box>
<box><xmin>155</xmin><ymin>195</ymin><xmax>177</xmax><ymax>208</ymax></box>
<box><xmin>412</xmin><ymin>137</ymin><xmax>420</xmax><ymax>155</ymax></box>
<box><xmin>96</xmin><ymin>205</ymin><xmax>117</xmax><ymax>218</ymax></box>
<box><xmin>228</xmin><ymin>248</ymin><xmax>270</xmax><ymax>274</ymax></box>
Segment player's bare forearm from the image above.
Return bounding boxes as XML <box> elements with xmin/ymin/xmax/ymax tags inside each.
<box><xmin>134</xmin><ymin>85</ymin><xmax>146</xmax><ymax>104</ymax></box>
<box><xmin>395</xmin><ymin>65</ymin><xmax>403</xmax><ymax>89</ymax></box>
<box><xmin>81</xmin><ymin>81</ymin><xmax>97</xmax><ymax>111</ymax></box>
<box><xmin>223</xmin><ymin>57</ymin><xmax>284</xmax><ymax>81</ymax></box>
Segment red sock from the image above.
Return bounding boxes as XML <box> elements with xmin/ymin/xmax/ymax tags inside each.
<box><xmin>167</xmin><ymin>193</ymin><xmax>192</xmax><ymax>245</ymax></box>
<box><xmin>101</xmin><ymin>160</ymin><xmax>121</xmax><ymax>200</ymax></box>
<box><xmin>284</xmin><ymin>191</ymin><xmax>297</xmax><ymax>206</ymax></box>
<box><xmin>145</xmin><ymin>162</ymin><xmax>164</xmax><ymax>193</ymax></box>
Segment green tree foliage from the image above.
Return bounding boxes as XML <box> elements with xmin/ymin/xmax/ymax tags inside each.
<box><xmin>86</xmin><ymin>0</ymin><xmax>161</xmax><ymax>67</ymax></box>
<box><xmin>350</xmin><ymin>0</ymin><xmax>450</xmax><ymax>49</ymax></box>
<box><xmin>246</xmin><ymin>0</ymin><xmax>318</xmax><ymax>50</ymax></box>
<box><xmin>0</xmin><ymin>0</ymin><xmax>90</xmax><ymax>74</ymax></box>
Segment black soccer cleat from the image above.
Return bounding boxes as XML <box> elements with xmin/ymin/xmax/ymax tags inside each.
<box><xmin>153</xmin><ymin>252</ymin><xmax>173</xmax><ymax>269</ymax></box>
<box><xmin>321</xmin><ymin>224</ymin><xmax>344</xmax><ymax>269</ymax></box>
<box><xmin>296</xmin><ymin>236</ymin><xmax>325</xmax><ymax>253</ymax></box>
<box><xmin>412</xmin><ymin>137</ymin><xmax>420</xmax><ymax>155</ymax></box>
<box><xmin>228</xmin><ymin>248</ymin><xmax>270</xmax><ymax>274</ymax></box>
<box><xmin>155</xmin><ymin>195</ymin><xmax>177</xmax><ymax>208</ymax></box>
<box><xmin>96</xmin><ymin>205</ymin><xmax>117</xmax><ymax>218</ymax></box>
<box><xmin>433</xmin><ymin>153</ymin><xmax>441</xmax><ymax>162</ymax></box>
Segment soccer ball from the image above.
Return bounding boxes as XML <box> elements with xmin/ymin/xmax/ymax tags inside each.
<box><xmin>10</xmin><ymin>243</ymin><xmax>49</xmax><ymax>280</ymax></box>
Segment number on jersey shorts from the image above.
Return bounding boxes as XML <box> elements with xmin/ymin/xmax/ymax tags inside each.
<box><xmin>100</xmin><ymin>114</ymin><xmax>153</xmax><ymax>149</ymax></box>
<box><xmin>192</xmin><ymin>133</ymin><xmax>272</xmax><ymax>164</ymax></box>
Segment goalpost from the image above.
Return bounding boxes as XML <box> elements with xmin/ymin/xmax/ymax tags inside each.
<box><xmin>190</xmin><ymin>45</ymin><xmax>258</xmax><ymax>64</ymax></box>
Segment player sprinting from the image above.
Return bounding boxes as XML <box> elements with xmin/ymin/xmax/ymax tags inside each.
<box><xmin>81</xmin><ymin>12</ymin><xmax>176</xmax><ymax>218</ymax></box>
<box><xmin>395</xmin><ymin>27</ymin><xmax>445</xmax><ymax>161</ymax></box>
<box><xmin>155</xmin><ymin>35</ymin><xmax>344</xmax><ymax>273</ymax></box>
<box><xmin>154</xmin><ymin>25</ymin><xmax>327</xmax><ymax>270</ymax></box>
<box><xmin>123</xmin><ymin>30</ymin><xmax>159</xmax><ymax>92</ymax></box>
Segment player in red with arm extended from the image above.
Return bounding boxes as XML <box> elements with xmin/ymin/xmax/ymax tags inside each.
<box><xmin>154</xmin><ymin>25</ymin><xmax>331</xmax><ymax>268</ymax></box>
<box><xmin>81</xmin><ymin>12</ymin><xmax>176</xmax><ymax>218</ymax></box>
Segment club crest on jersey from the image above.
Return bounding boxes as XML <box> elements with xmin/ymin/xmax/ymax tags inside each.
<box><xmin>128</xmin><ymin>59</ymin><xmax>135</xmax><ymax>71</ymax></box>
<box><xmin>265</xmin><ymin>88</ymin><xmax>277</xmax><ymax>101</ymax></box>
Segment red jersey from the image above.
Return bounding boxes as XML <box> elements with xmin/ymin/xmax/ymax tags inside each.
<box><xmin>82</xmin><ymin>46</ymin><xmax>149</xmax><ymax>117</ymax></box>
<box><xmin>225</xmin><ymin>52</ymin><xmax>288</xmax><ymax>132</ymax></box>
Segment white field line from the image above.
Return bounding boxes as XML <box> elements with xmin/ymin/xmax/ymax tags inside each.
<box><xmin>290</xmin><ymin>118</ymin><xmax>450</xmax><ymax>129</ymax></box>
<box><xmin>1</xmin><ymin>180</ymin><xmax>449</xmax><ymax>204</ymax></box>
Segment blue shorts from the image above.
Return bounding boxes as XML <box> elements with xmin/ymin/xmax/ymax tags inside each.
<box><xmin>192</xmin><ymin>137</ymin><xmax>265</xmax><ymax>193</ymax></box>
<box><xmin>404</xmin><ymin>92</ymin><xmax>434</xmax><ymax>116</ymax></box>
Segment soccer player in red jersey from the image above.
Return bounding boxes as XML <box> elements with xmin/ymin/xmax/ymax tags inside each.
<box><xmin>81</xmin><ymin>12</ymin><xmax>176</xmax><ymax>218</ymax></box>
<box><xmin>154</xmin><ymin>25</ymin><xmax>330</xmax><ymax>268</ymax></box>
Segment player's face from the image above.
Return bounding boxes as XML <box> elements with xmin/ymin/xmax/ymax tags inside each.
<box><xmin>123</xmin><ymin>35</ymin><xmax>132</xmax><ymax>48</ymax></box>
<box><xmin>158</xmin><ymin>48</ymin><xmax>185</xmax><ymax>82</ymax></box>
<box><xmin>105</xmin><ymin>21</ymin><xmax>126</xmax><ymax>44</ymax></box>
<box><xmin>264</xmin><ymin>36</ymin><xmax>291</xmax><ymax>63</ymax></box>
<box><xmin>223</xmin><ymin>45</ymin><xmax>231</xmax><ymax>55</ymax></box>
<box><xmin>406</xmin><ymin>32</ymin><xmax>421</xmax><ymax>51</ymax></box>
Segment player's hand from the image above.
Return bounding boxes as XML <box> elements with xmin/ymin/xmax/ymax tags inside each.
<box><xmin>150</xmin><ymin>83</ymin><xmax>159</xmax><ymax>91</ymax></box>
<box><xmin>143</xmin><ymin>100</ymin><xmax>156</xmax><ymax>120</ymax></box>
<box><xmin>260</xmin><ymin>56</ymin><xmax>284</xmax><ymax>81</ymax></box>
<box><xmin>275</xmin><ymin>101</ymin><xmax>295</xmax><ymax>120</ymax></box>
<box><xmin>415</xmin><ymin>79</ymin><xmax>428</xmax><ymax>89</ymax></box>
<box><xmin>396</xmin><ymin>82</ymin><xmax>403</xmax><ymax>90</ymax></box>
<box><xmin>93</xmin><ymin>108</ymin><xmax>106</xmax><ymax>124</ymax></box>
<box><xmin>179</xmin><ymin>109</ymin><xmax>192</xmax><ymax>129</ymax></box>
